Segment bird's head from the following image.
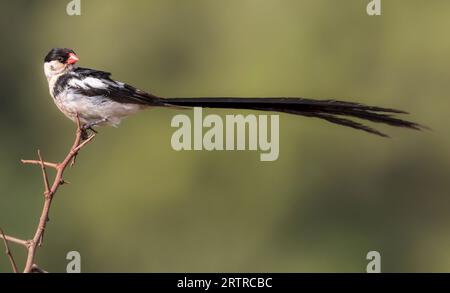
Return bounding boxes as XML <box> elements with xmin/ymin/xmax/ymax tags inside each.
<box><xmin>44</xmin><ymin>48</ymin><xmax>79</xmax><ymax>79</ymax></box>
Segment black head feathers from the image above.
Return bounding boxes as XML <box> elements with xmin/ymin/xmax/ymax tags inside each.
<box><xmin>44</xmin><ymin>48</ymin><xmax>76</xmax><ymax>63</ymax></box>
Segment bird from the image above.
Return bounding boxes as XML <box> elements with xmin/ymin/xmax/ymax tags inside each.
<box><xmin>43</xmin><ymin>48</ymin><xmax>423</xmax><ymax>138</ymax></box>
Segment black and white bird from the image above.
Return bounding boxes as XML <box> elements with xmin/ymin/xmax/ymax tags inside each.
<box><xmin>44</xmin><ymin>48</ymin><xmax>423</xmax><ymax>137</ymax></box>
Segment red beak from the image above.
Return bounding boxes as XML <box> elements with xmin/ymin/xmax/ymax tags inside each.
<box><xmin>67</xmin><ymin>53</ymin><xmax>79</xmax><ymax>64</ymax></box>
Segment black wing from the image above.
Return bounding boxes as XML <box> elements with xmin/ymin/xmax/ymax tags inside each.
<box><xmin>63</xmin><ymin>67</ymin><xmax>164</xmax><ymax>105</ymax></box>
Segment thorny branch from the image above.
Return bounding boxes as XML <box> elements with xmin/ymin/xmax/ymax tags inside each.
<box><xmin>0</xmin><ymin>229</ymin><xmax>18</xmax><ymax>273</ymax></box>
<box><xmin>0</xmin><ymin>116</ymin><xmax>95</xmax><ymax>273</ymax></box>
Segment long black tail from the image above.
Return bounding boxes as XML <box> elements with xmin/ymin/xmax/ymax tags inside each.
<box><xmin>158</xmin><ymin>97</ymin><xmax>424</xmax><ymax>137</ymax></box>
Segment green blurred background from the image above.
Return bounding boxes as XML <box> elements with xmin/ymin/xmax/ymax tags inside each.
<box><xmin>0</xmin><ymin>0</ymin><xmax>449</xmax><ymax>273</ymax></box>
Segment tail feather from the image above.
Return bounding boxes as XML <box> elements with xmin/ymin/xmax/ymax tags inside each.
<box><xmin>285</xmin><ymin>110</ymin><xmax>391</xmax><ymax>138</ymax></box>
<box><xmin>158</xmin><ymin>97</ymin><xmax>424</xmax><ymax>137</ymax></box>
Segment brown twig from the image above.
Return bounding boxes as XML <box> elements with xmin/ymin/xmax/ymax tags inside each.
<box><xmin>20</xmin><ymin>160</ymin><xmax>58</xmax><ymax>169</ymax></box>
<box><xmin>0</xmin><ymin>229</ymin><xmax>19</xmax><ymax>273</ymax></box>
<box><xmin>0</xmin><ymin>234</ymin><xmax>27</xmax><ymax>247</ymax></box>
<box><xmin>0</xmin><ymin>116</ymin><xmax>95</xmax><ymax>273</ymax></box>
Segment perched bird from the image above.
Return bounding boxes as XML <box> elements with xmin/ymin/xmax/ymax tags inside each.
<box><xmin>43</xmin><ymin>48</ymin><xmax>423</xmax><ymax>137</ymax></box>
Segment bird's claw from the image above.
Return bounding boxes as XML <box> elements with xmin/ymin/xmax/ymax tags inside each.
<box><xmin>80</xmin><ymin>119</ymin><xmax>105</xmax><ymax>140</ymax></box>
<box><xmin>80</xmin><ymin>128</ymin><xmax>90</xmax><ymax>141</ymax></box>
<box><xmin>80</xmin><ymin>126</ymin><xmax>98</xmax><ymax>140</ymax></box>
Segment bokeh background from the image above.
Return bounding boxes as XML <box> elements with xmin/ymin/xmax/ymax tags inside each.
<box><xmin>0</xmin><ymin>0</ymin><xmax>449</xmax><ymax>273</ymax></box>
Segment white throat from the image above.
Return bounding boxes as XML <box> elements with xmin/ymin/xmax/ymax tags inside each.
<box><xmin>43</xmin><ymin>62</ymin><xmax>75</xmax><ymax>81</ymax></box>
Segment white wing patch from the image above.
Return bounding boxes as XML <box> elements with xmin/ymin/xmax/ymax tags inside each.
<box><xmin>69</xmin><ymin>77</ymin><xmax>108</xmax><ymax>89</ymax></box>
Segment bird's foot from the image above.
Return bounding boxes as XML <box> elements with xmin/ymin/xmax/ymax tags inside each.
<box><xmin>80</xmin><ymin>128</ymin><xmax>96</xmax><ymax>141</ymax></box>
<box><xmin>81</xmin><ymin>118</ymin><xmax>107</xmax><ymax>130</ymax></box>
<box><xmin>80</xmin><ymin>119</ymin><xmax>106</xmax><ymax>140</ymax></box>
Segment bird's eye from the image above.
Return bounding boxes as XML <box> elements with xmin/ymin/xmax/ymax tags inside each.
<box><xmin>58</xmin><ymin>57</ymin><xmax>64</xmax><ymax>62</ymax></box>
